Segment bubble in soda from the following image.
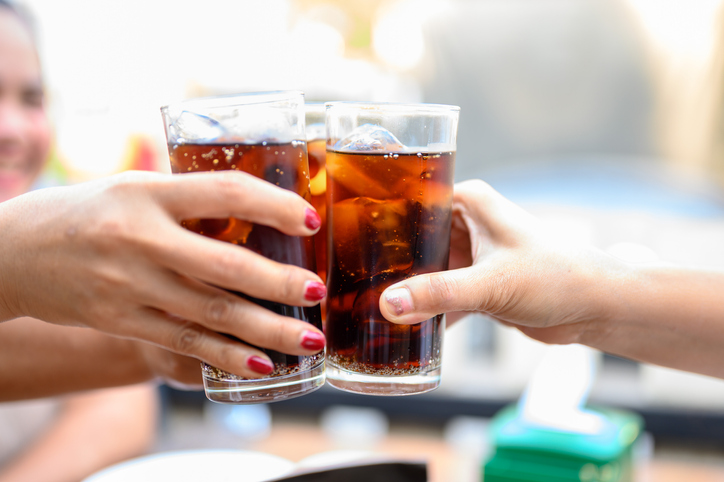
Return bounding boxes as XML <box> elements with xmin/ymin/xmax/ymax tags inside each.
<box><xmin>333</xmin><ymin>123</ymin><xmax>405</xmax><ymax>152</ymax></box>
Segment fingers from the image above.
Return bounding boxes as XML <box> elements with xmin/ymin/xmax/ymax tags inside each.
<box><xmin>379</xmin><ymin>180</ymin><xmax>544</xmax><ymax>326</ymax></box>
<box><xmin>143</xmin><ymin>170</ymin><xmax>326</xmax><ymax>306</ymax></box>
<box><xmin>380</xmin><ymin>267</ymin><xmax>490</xmax><ymax>325</ymax></box>
<box><xmin>148</xmin><ymin>226</ymin><xmax>325</xmax><ymax>307</ymax></box>
<box><xmin>140</xmin><ymin>272</ymin><xmax>326</xmax><ymax>355</ymax></box>
<box><xmin>151</xmin><ymin>171</ymin><xmax>321</xmax><ymax>237</ymax></box>
<box><xmin>453</xmin><ymin>179</ymin><xmax>541</xmax><ymax>242</ymax></box>
<box><xmin>123</xmin><ymin>307</ymin><xmax>324</xmax><ymax>379</ymax></box>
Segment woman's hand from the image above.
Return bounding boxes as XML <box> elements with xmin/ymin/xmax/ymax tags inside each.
<box><xmin>0</xmin><ymin>170</ymin><xmax>326</xmax><ymax>379</ymax></box>
<box><xmin>380</xmin><ymin>179</ymin><xmax>724</xmax><ymax>379</ymax></box>
<box><xmin>379</xmin><ymin>179</ymin><xmax>623</xmax><ymax>345</ymax></box>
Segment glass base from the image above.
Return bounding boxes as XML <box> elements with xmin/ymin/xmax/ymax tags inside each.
<box><xmin>325</xmin><ymin>362</ymin><xmax>441</xmax><ymax>396</ymax></box>
<box><xmin>203</xmin><ymin>360</ymin><xmax>325</xmax><ymax>404</ymax></box>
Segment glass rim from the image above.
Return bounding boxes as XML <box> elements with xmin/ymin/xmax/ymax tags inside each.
<box><xmin>304</xmin><ymin>101</ymin><xmax>328</xmax><ymax>113</ymax></box>
<box><xmin>324</xmin><ymin>100</ymin><xmax>460</xmax><ymax>115</ymax></box>
<box><xmin>160</xmin><ymin>90</ymin><xmax>305</xmax><ymax>114</ymax></box>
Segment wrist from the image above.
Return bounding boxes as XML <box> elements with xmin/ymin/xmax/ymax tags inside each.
<box><xmin>573</xmin><ymin>247</ymin><xmax>637</xmax><ymax>349</ymax></box>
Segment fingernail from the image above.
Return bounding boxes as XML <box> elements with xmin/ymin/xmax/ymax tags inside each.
<box><xmin>304</xmin><ymin>208</ymin><xmax>321</xmax><ymax>231</ymax></box>
<box><xmin>247</xmin><ymin>356</ymin><xmax>274</xmax><ymax>375</ymax></box>
<box><xmin>304</xmin><ymin>280</ymin><xmax>327</xmax><ymax>301</ymax></box>
<box><xmin>301</xmin><ymin>330</ymin><xmax>326</xmax><ymax>351</ymax></box>
<box><xmin>385</xmin><ymin>287</ymin><xmax>412</xmax><ymax>316</ymax></box>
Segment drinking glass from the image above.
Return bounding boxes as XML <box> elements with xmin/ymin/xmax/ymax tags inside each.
<box><xmin>161</xmin><ymin>91</ymin><xmax>325</xmax><ymax>403</ymax></box>
<box><xmin>324</xmin><ymin>101</ymin><xmax>459</xmax><ymax>395</ymax></box>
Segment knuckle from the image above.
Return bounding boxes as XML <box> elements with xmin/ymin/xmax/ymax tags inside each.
<box><xmin>463</xmin><ymin>178</ymin><xmax>488</xmax><ymax>190</ymax></box>
<box><xmin>426</xmin><ymin>274</ymin><xmax>457</xmax><ymax>306</ymax></box>
<box><xmin>207</xmin><ymin>249</ymin><xmax>243</xmax><ymax>285</ymax></box>
<box><xmin>274</xmin><ymin>264</ymin><xmax>297</xmax><ymax>300</ymax></box>
<box><xmin>85</xmin><ymin>268</ymin><xmax>132</xmax><ymax>314</ymax></box>
<box><xmin>104</xmin><ymin>171</ymin><xmax>149</xmax><ymax>198</ymax></box>
<box><xmin>86</xmin><ymin>302</ymin><xmax>122</xmax><ymax>330</ymax></box>
<box><xmin>201</xmin><ymin>296</ymin><xmax>235</xmax><ymax>329</ymax></box>
<box><xmin>259</xmin><ymin>316</ymin><xmax>293</xmax><ymax>351</ymax></box>
<box><xmin>94</xmin><ymin>216</ymin><xmax>129</xmax><ymax>242</ymax></box>
<box><xmin>86</xmin><ymin>208</ymin><xmax>139</xmax><ymax>252</ymax></box>
<box><xmin>211</xmin><ymin>342</ymin><xmax>238</xmax><ymax>371</ymax></box>
<box><xmin>115</xmin><ymin>170</ymin><xmax>152</xmax><ymax>183</ymax></box>
<box><xmin>457</xmin><ymin>179</ymin><xmax>492</xmax><ymax>204</ymax></box>
<box><xmin>170</xmin><ymin>322</ymin><xmax>205</xmax><ymax>354</ymax></box>
<box><xmin>213</xmin><ymin>172</ymin><xmax>244</xmax><ymax>201</ymax></box>
<box><xmin>480</xmin><ymin>270</ymin><xmax>516</xmax><ymax>314</ymax></box>
<box><xmin>272</xmin><ymin>319</ymin><xmax>294</xmax><ymax>350</ymax></box>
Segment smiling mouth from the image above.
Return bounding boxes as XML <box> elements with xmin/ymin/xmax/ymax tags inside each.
<box><xmin>0</xmin><ymin>165</ymin><xmax>26</xmax><ymax>176</ymax></box>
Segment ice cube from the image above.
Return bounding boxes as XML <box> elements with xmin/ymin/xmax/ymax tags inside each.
<box><xmin>331</xmin><ymin>197</ymin><xmax>413</xmax><ymax>284</ymax></box>
<box><xmin>403</xmin><ymin>178</ymin><xmax>453</xmax><ymax>212</ymax></box>
<box><xmin>325</xmin><ymin>150</ymin><xmax>392</xmax><ymax>200</ymax></box>
<box><xmin>168</xmin><ymin>111</ymin><xmax>224</xmax><ymax>144</ymax></box>
<box><xmin>333</xmin><ymin>124</ymin><xmax>404</xmax><ymax>152</ymax></box>
<box><xmin>221</xmin><ymin>105</ymin><xmax>297</xmax><ymax>143</ymax></box>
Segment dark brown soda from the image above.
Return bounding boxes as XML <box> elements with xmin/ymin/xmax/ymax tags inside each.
<box><xmin>325</xmin><ymin>149</ymin><xmax>454</xmax><ymax>375</ymax></box>
<box><xmin>168</xmin><ymin>141</ymin><xmax>323</xmax><ymax>377</ymax></box>
<box><xmin>307</xmin><ymin>138</ymin><xmax>327</xmax><ymax>285</ymax></box>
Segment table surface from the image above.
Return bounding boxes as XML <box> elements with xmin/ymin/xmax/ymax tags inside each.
<box><xmin>249</xmin><ymin>420</ymin><xmax>724</xmax><ymax>482</ymax></box>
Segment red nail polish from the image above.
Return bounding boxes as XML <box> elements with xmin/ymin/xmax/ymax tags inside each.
<box><xmin>301</xmin><ymin>330</ymin><xmax>326</xmax><ymax>351</ymax></box>
<box><xmin>247</xmin><ymin>356</ymin><xmax>274</xmax><ymax>375</ymax></box>
<box><xmin>305</xmin><ymin>208</ymin><xmax>321</xmax><ymax>231</ymax></box>
<box><xmin>304</xmin><ymin>281</ymin><xmax>326</xmax><ymax>301</ymax></box>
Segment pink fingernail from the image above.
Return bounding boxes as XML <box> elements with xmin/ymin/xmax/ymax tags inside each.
<box><xmin>301</xmin><ymin>330</ymin><xmax>326</xmax><ymax>351</ymax></box>
<box><xmin>304</xmin><ymin>281</ymin><xmax>327</xmax><ymax>302</ymax></box>
<box><xmin>304</xmin><ymin>208</ymin><xmax>321</xmax><ymax>231</ymax></box>
<box><xmin>247</xmin><ymin>356</ymin><xmax>274</xmax><ymax>375</ymax></box>
<box><xmin>385</xmin><ymin>287</ymin><xmax>412</xmax><ymax>316</ymax></box>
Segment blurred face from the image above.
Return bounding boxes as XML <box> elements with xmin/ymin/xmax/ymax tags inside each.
<box><xmin>0</xmin><ymin>9</ymin><xmax>50</xmax><ymax>202</ymax></box>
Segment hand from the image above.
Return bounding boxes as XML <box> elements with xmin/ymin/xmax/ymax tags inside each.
<box><xmin>0</xmin><ymin>170</ymin><xmax>326</xmax><ymax>379</ymax></box>
<box><xmin>379</xmin><ymin>179</ymin><xmax>622</xmax><ymax>344</ymax></box>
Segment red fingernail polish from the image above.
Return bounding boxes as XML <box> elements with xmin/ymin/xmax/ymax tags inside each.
<box><xmin>305</xmin><ymin>208</ymin><xmax>321</xmax><ymax>231</ymax></box>
<box><xmin>247</xmin><ymin>356</ymin><xmax>274</xmax><ymax>375</ymax></box>
<box><xmin>304</xmin><ymin>281</ymin><xmax>326</xmax><ymax>301</ymax></box>
<box><xmin>301</xmin><ymin>330</ymin><xmax>326</xmax><ymax>351</ymax></box>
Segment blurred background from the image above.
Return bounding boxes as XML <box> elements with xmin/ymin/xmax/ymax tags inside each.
<box><xmin>20</xmin><ymin>0</ymin><xmax>724</xmax><ymax>479</ymax></box>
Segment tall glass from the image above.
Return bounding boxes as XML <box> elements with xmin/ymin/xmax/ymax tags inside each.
<box><xmin>324</xmin><ymin>102</ymin><xmax>459</xmax><ymax>395</ymax></box>
<box><xmin>161</xmin><ymin>91</ymin><xmax>324</xmax><ymax>404</ymax></box>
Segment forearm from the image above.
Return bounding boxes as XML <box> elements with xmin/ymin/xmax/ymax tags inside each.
<box><xmin>582</xmin><ymin>263</ymin><xmax>724</xmax><ymax>378</ymax></box>
<box><xmin>0</xmin><ymin>318</ymin><xmax>154</xmax><ymax>401</ymax></box>
<box><xmin>0</xmin><ymin>384</ymin><xmax>158</xmax><ymax>482</ymax></box>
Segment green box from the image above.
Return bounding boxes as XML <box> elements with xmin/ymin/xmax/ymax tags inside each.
<box><xmin>483</xmin><ymin>405</ymin><xmax>643</xmax><ymax>482</ymax></box>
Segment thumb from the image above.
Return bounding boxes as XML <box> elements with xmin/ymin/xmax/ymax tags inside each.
<box><xmin>379</xmin><ymin>267</ymin><xmax>486</xmax><ymax>324</ymax></box>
